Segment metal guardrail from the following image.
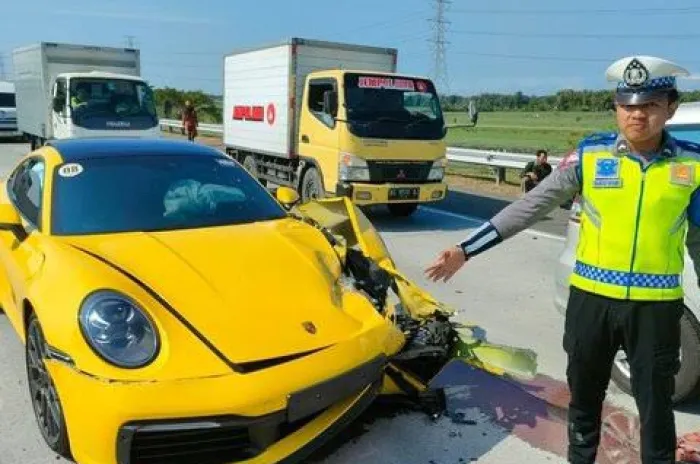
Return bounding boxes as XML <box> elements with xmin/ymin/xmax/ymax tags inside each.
<box><xmin>159</xmin><ymin>119</ymin><xmax>562</xmax><ymax>184</ymax></box>
<box><xmin>161</xmin><ymin>119</ymin><xmax>223</xmax><ymax>135</ymax></box>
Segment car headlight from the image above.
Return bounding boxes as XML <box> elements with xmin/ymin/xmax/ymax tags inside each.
<box><xmin>339</xmin><ymin>152</ymin><xmax>370</xmax><ymax>182</ymax></box>
<box><xmin>428</xmin><ymin>157</ymin><xmax>447</xmax><ymax>181</ymax></box>
<box><xmin>79</xmin><ymin>290</ymin><xmax>159</xmax><ymax>368</ymax></box>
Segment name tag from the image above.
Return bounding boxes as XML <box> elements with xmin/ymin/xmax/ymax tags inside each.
<box><xmin>670</xmin><ymin>163</ymin><xmax>694</xmax><ymax>186</ymax></box>
<box><xmin>593</xmin><ymin>158</ymin><xmax>622</xmax><ymax>188</ymax></box>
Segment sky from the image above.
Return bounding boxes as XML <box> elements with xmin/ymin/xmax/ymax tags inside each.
<box><xmin>3</xmin><ymin>0</ymin><xmax>700</xmax><ymax>97</ymax></box>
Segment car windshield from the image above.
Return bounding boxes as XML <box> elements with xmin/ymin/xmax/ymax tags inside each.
<box><xmin>343</xmin><ymin>73</ymin><xmax>445</xmax><ymax>140</ymax></box>
<box><xmin>0</xmin><ymin>92</ymin><xmax>15</xmax><ymax>107</ymax></box>
<box><xmin>69</xmin><ymin>77</ymin><xmax>158</xmax><ymax>130</ymax></box>
<box><xmin>51</xmin><ymin>155</ymin><xmax>287</xmax><ymax>235</ymax></box>
<box><xmin>668</xmin><ymin>124</ymin><xmax>700</xmax><ymax>144</ymax></box>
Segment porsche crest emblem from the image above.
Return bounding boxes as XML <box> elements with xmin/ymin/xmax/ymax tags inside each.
<box><xmin>302</xmin><ymin>321</ymin><xmax>317</xmax><ymax>334</ymax></box>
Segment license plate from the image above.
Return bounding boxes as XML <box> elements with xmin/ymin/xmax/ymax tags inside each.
<box><xmin>286</xmin><ymin>355</ymin><xmax>385</xmax><ymax>423</ymax></box>
<box><xmin>389</xmin><ymin>187</ymin><xmax>419</xmax><ymax>200</ymax></box>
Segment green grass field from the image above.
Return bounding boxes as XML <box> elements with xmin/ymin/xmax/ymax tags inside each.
<box><xmin>444</xmin><ymin>111</ymin><xmax>618</xmax><ymax>155</ymax></box>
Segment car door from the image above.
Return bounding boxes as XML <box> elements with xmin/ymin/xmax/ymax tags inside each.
<box><xmin>0</xmin><ymin>156</ymin><xmax>46</xmax><ymax>333</ymax></box>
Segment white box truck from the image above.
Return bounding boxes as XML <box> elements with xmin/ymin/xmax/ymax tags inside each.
<box><xmin>224</xmin><ymin>38</ymin><xmax>448</xmax><ymax>216</ymax></box>
<box><xmin>0</xmin><ymin>81</ymin><xmax>20</xmax><ymax>139</ymax></box>
<box><xmin>12</xmin><ymin>42</ymin><xmax>160</xmax><ymax>149</ymax></box>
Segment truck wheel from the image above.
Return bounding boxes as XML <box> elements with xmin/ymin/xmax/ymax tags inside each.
<box><xmin>242</xmin><ymin>155</ymin><xmax>266</xmax><ymax>187</ymax></box>
<box><xmin>301</xmin><ymin>167</ymin><xmax>324</xmax><ymax>203</ymax></box>
<box><xmin>30</xmin><ymin>136</ymin><xmax>44</xmax><ymax>151</ymax></box>
<box><xmin>388</xmin><ymin>203</ymin><xmax>418</xmax><ymax>217</ymax></box>
<box><xmin>610</xmin><ymin>305</ymin><xmax>700</xmax><ymax>404</ymax></box>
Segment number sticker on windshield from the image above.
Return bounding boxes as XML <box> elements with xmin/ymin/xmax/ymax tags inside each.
<box><xmin>58</xmin><ymin>163</ymin><xmax>84</xmax><ymax>178</ymax></box>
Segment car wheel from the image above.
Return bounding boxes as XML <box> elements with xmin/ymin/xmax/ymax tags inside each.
<box><xmin>388</xmin><ymin>203</ymin><xmax>418</xmax><ymax>217</ymax></box>
<box><xmin>25</xmin><ymin>313</ymin><xmax>72</xmax><ymax>460</ymax></box>
<box><xmin>301</xmin><ymin>167</ymin><xmax>324</xmax><ymax>203</ymax></box>
<box><xmin>610</xmin><ymin>306</ymin><xmax>700</xmax><ymax>404</ymax></box>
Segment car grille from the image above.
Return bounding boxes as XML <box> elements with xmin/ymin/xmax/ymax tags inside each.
<box><xmin>126</xmin><ymin>423</ymin><xmax>258</xmax><ymax>464</ymax></box>
<box><xmin>366</xmin><ymin>160</ymin><xmax>432</xmax><ymax>184</ymax></box>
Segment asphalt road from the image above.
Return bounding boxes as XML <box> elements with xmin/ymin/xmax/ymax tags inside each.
<box><xmin>0</xmin><ymin>140</ymin><xmax>698</xmax><ymax>464</ymax></box>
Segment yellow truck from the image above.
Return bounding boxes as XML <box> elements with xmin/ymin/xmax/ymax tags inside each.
<box><xmin>223</xmin><ymin>38</ymin><xmax>448</xmax><ymax>216</ymax></box>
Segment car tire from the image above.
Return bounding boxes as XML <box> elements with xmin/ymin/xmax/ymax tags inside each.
<box><xmin>300</xmin><ymin>167</ymin><xmax>324</xmax><ymax>203</ymax></box>
<box><xmin>388</xmin><ymin>203</ymin><xmax>418</xmax><ymax>217</ymax></box>
<box><xmin>25</xmin><ymin>313</ymin><xmax>72</xmax><ymax>460</ymax></box>
<box><xmin>610</xmin><ymin>305</ymin><xmax>700</xmax><ymax>404</ymax></box>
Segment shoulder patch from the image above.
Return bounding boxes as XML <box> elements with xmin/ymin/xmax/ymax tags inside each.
<box><xmin>578</xmin><ymin>131</ymin><xmax>618</xmax><ymax>151</ymax></box>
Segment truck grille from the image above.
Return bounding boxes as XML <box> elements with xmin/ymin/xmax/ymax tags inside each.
<box><xmin>366</xmin><ymin>161</ymin><xmax>432</xmax><ymax>184</ymax></box>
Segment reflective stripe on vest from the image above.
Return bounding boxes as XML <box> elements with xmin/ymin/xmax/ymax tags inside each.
<box><xmin>569</xmin><ymin>137</ymin><xmax>700</xmax><ymax>301</ymax></box>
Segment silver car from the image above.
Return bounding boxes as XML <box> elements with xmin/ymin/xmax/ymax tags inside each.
<box><xmin>554</xmin><ymin>102</ymin><xmax>700</xmax><ymax>404</ymax></box>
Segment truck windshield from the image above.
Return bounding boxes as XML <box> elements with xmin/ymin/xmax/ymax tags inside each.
<box><xmin>0</xmin><ymin>93</ymin><xmax>15</xmax><ymax>107</ymax></box>
<box><xmin>343</xmin><ymin>73</ymin><xmax>445</xmax><ymax>140</ymax></box>
<box><xmin>69</xmin><ymin>78</ymin><xmax>157</xmax><ymax>131</ymax></box>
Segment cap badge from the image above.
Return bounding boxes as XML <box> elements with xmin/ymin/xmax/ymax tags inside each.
<box><xmin>623</xmin><ymin>58</ymin><xmax>649</xmax><ymax>87</ymax></box>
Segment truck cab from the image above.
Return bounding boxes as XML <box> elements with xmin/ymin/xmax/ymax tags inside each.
<box><xmin>0</xmin><ymin>81</ymin><xmax>20</xmax><ymax>139</ymax></box>
<box><xmin>298</xmin><ymin>70</ymin><xmax>447</xmax><ymax>216</ymax></box>
<box><xmin>47</xmin><ymin>71</ymin><xmax>159</xmax><ymax>145</ymax></box>
<box><xmin>12</xmin><ymin>42</ymin><xmax>160</xmax><ymax>149</ymax></box>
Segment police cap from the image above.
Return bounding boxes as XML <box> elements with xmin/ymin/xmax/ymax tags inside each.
<box><xmin>605</xmin><ymin>56</ymin><xmax>690</xmax><ymax>105</ymax></box>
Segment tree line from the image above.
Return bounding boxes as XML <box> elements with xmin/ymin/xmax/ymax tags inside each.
<box><xmin>440</xmin><ymin>89</ymin><xmax>700</xmax><ymax>113</ymax></box>
<box><xmin>153</xmin><ymin>87</ymin><xmax>223</xmax><ymax>124</ymax></box>
<box><xmin>151</xmin><ymin>87</ymin><xmax>700</xmax><ymax>124</ymax></box>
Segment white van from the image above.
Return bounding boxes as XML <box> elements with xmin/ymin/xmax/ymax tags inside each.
<box><xmin>553</xmin><ymin>102</ymin><xmax>700</xmax><ymax>404</ymax></box>
<box><xmin>0</xmin><ymin>81</ymin><xmax>20</xmax><ymax>139</ymax></box>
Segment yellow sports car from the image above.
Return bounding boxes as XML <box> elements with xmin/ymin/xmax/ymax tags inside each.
<box><xmin>0</xmin><ymin>138</ymin><xmax>536</xmax><ymax>464</ymax></box>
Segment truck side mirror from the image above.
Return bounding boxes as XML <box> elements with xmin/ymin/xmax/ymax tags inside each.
<box><xmin>323</xmin><ymin>91</ymin><xmax>337</xmax><ymax>117</ymax></box>
<box><xmin>52</xmin><ymin>96</ymin><xmax>64</xmax><ymax>113</ymax></box>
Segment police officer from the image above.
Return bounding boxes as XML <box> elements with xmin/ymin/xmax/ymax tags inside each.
<box><xmin>425</xmin><ymin>56</ymin><xmax>700</xmax><ymax>464</ymax></box>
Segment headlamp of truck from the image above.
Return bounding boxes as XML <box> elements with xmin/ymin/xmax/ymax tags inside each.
<box><xmin>339</xmin><ymin>153</ymin><xmax>370</xmax><ymax>182</ymax></box>
<box><xmin>428</xmin><ymin>157</ymin><xmax>447</xmax><ymax>181</ymax></box>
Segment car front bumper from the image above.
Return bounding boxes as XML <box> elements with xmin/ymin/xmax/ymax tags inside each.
<box><xmin>46</xmin><ymin>323</ymin><xmax>402</xmax><ymax>464</ymax></box>
<box><xmin>336</xmin><ymin>181</ymin><xmax>447</xmax><ymax>205</ymax></box>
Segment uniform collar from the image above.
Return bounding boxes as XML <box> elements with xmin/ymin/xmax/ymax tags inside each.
<box><xmin>614</xmin><ymin>130</ymin><xmax>676</xmax><ymax>158</ymax></box>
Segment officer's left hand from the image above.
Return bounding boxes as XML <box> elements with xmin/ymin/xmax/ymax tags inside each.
<box><xmin>425</xmin><ymin>246</ymin><xmax>467</xmax><ymax>282</ymax></box>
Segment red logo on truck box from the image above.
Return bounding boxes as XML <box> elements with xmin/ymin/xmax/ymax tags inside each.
<box><xmin>232</xmin><ymin>104</ymin><xmax>276</xmax><ymax>125</ymax></box>
<box><xmin>233</xmin><ymin>105</ymin><xmax>264</xmax><ymax>121</ymax></box>
<box><xmin>266</xmin><ymin>103</ymin><xmax>275</xmax><ymax>125</ymax></box>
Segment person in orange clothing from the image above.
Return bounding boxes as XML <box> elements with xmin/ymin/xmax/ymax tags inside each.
<box><xmin>182</xmin><ymin>100</ymin><xmax>198</xmax><ymax>142</ymax></box>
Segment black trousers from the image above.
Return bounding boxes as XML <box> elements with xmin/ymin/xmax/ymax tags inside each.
<box><xmin>563</xmin><ymin>286</ymin><xmax>683</xmax><ymax>464</ymax></box>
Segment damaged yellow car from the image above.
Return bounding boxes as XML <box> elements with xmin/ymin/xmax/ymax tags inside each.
<box><xmin>0</xmin><ymin>138</ymin><xmax>536</xmax><ymax>464</ymax></box>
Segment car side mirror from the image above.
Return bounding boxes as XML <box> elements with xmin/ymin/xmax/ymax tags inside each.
<box><xmin>0</xmin><ymin>203</ymin><xmax>22</xmax><ymax>228</ymax></box>
<box><xmin>276</xmin><ymin>187</ymin><xmax>300</xmax><ymax>209</ymax></box>
<box><xmin>323</xmin><ymin>91</ymin><xmax>338</xmax><ymax>117</ymax></box>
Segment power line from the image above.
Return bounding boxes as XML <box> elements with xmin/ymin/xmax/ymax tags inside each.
<box><xmin>450</xmin><ymin>6</ymin><xmax>700</xmax><ymax>15</ymax></box>
<box><xmin>429</xmin><ymin>0</ymin><xmax>450</xmax><ymax>93</ymax></box>
<box><xmin>448</xmin><ymin>50</ymin><xmax>700</xmax><ymax>68</ymax></box>
<box><xmin>450</xmin><ymin>29</ymin><xmax>700</xmax><ymax>40</ymax></box>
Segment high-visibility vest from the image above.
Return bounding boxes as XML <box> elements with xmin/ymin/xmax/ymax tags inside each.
<box><xmin>570</xmin><ymin>132</ymin><xmax>700</xmax><ymax>300</ymax></box>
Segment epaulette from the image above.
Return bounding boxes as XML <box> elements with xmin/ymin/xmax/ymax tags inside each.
<box><xmin>577</xmin><ymin>131</ymin><xmax>618</xmax><ymax>150</ymax></box>
<box><xmin>674</xmin><ymin>138</ymin><xmax>700</xmax><ymax>155</ymax></box>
